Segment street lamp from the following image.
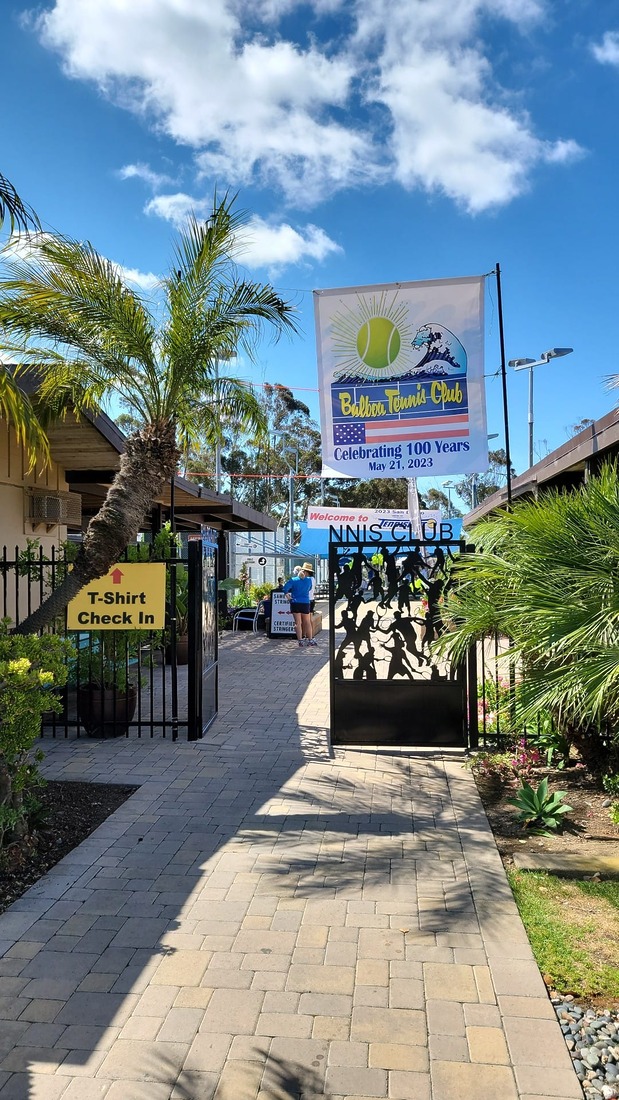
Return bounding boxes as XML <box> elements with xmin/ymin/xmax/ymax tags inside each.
<box><xmin>508</xmin><ymin>348</ymin><xmax>573</xmax><ymax>468</ymax></box>
<box><xmin>443</xmin><ymin>480</ymin><xmax>455</xmax><ymax>516</ymax></box>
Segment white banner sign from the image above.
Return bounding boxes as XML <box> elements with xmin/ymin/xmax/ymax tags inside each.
<box><xmin>305</xmin><ymin>506</ymin><xmax>441</xmax><ymax>535</ymax></box>
<box><xmin>314</xmin><ymin>276</ymin><xmax>488</xmax><ymax>479</ymax></box>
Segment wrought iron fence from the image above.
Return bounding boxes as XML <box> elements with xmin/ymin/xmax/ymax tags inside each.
<box><xmin>1</xmin><ymin>541</ymin><xmax>204</xmax><ymax>740</ymax></box>
<box><xmin>476</xmin><ymin>631</ymin><xmax>548</xmax><ymax>752</ymax></box>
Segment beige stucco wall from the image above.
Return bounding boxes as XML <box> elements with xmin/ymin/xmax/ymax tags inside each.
<box><xmin>0</xmin><ymin>418</ymin><xmax>69</xmax><ymax>626</ymax></box>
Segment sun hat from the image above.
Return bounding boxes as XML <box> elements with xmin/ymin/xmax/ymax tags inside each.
<box><xmin>302</xmin><ymin>562</ymin><xmax>314</xmax><ymax>574</ymax></box>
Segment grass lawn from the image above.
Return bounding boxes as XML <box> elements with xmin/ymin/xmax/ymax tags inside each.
<box><xmin>507</xmin><ymin>870</ymin><xmax>619</xmax><ymax>1002</ymax></box>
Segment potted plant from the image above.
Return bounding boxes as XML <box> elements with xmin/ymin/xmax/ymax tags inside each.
<box><xmin>165</xmin><ymin>562</ymin><xmax>190</xmax><ymax>664</ymax></box>
<box><xmin>218</xmin><ymin>578</ymin><xmax>243</xmax><ymax>630</ymax></box>
<box><xmin>77</xmin><ymin>630</ymin><xmax>145</xmax><ymax>737</ymax></box>
<box><xmin>145</xmin><ymin>524</ymin><xmax>190</xmax><ymax>665</ymax></box>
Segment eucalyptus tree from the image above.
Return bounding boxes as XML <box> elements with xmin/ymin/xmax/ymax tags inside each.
<box><xmin>453</xmin><ymin>448</ymin><xmax>514</xmax><ymax>509</ymax></box>
<box><xmin>185</xmin><ymin>382</ymin><xmax>323</xmax><ymax>516</ymax></box>
<box><xmin>0</xmin><ymin>195</ymin><xmax>298</xmax><ymax>632</ymax></box>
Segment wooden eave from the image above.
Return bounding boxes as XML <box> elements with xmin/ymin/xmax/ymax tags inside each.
<box><xmin>49</xmin><ymin>409</ymin><xmax>276</xmax><ymax>533</ymax></box>
<box><xmin>464</xmin><ymin>405</ymin><xmax>619</xmax><ymax>526</ymax></box>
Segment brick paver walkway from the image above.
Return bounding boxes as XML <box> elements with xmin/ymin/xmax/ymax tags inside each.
<box><xmin>0</xmin><ymin>632</ymin><xmax>581</xmax><ymax>1099</ymax></box>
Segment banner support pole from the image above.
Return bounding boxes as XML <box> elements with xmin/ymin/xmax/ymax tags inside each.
<box><xmin>494</xmin><ymin>262</ymin><xmax>513</xmax><ymax>506</ymax></box>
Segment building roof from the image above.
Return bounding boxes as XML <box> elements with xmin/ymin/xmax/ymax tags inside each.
<box><xmin>464</xmin><ymin>405</ymin><xmax>619</xmax><ymax>526</ymax></box>
<box><xmin>48</xmin><ymin>406</ymin><xmax>276</xmax><ymax>534</ymax></box>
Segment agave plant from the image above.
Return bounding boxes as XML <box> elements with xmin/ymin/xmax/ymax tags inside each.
<box><xmin>508</xmin><ymin>777</ymin><xmax>573</xmax><ymax>833</ymax></box>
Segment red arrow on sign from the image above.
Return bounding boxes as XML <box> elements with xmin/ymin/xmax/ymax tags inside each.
<box><xmin>110</xmin><ymin>568</ymin><xmax>124</xmax><ymax>584</ymax></box>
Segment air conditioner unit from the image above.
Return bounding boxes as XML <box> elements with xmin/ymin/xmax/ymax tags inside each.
<box><xmin>27</xmin><ymin>490</ymin><xmax>82</xmax><ymax>528</ymax></box>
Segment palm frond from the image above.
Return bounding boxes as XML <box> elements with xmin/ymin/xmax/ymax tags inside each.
<box><xmin>437</xmin><ymin>461</ymin><xmax>619</xmax><ymax>731</ymax></box>
<box><xmin>188</xmin><ymin>377</ymin><xmax>267</xmax><ymax>445</ymax></box>
<box><xmin>0</xmin><ymin>174</ymin><xmax>40</xmax><ymax>235</ymax></box>
<box><xmin>0</xmin><ymin>234</ymin><xmax>163</xmax><ymax>421</ymax></box>
<box><xmin>0</xmin><ymin>366</ymin><xmax>50</xmax><ymax>468</ymax></box>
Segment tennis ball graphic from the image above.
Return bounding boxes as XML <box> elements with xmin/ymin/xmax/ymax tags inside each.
<box><xmin>356</xmin><ymin>317</ymin><xmax>401</xmax><ymax>370</ymax></box>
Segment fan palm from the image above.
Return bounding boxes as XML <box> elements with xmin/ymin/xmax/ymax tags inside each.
<box><xmin>0</xmin><ymin>194</ymin><xmax>298</xmax><ymax>633</ymax></box>
<box><xmin>436</xmin><ymin>462</ymin><xmax>619</xmax><ymax>747</ymax></box>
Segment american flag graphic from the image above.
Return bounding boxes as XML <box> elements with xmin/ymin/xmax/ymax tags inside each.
<box><xmin>333</xmin><ymin>413</ymin><xmax>468</xmax><ymax>446</ymax></box>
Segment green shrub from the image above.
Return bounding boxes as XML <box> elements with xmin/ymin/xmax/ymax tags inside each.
<box><xmin>78</xmin><ymin>630</ymin><xmax>149</xmax><ymax>691</ymax></box>
<box><xmin>603</xmin><ymin>773</ymin><xmax>619</xmax><ymax>798</ymax></box>
<box><xmin>436</xmin><ymin>463</ymin><xmax>619</xmax><ymax>773</ymax></box>
<box><xmin>229</xmin><ymin>591</ymin><xmax>253</xmax><ymax>609</ymax></box>
<box><xmin>249</xmin><ymin>582</ymin><xmax>273</xmax><ymax>603</ymax></box>
<box><xmin>478</xmin><ymin>675</ymin><xmax>569</xmax><ymax>765</ymax></box>
<box><xmin>0</xmin><ymin>621</ymin><xmax>74</xmax><ymax>848</ymax></box>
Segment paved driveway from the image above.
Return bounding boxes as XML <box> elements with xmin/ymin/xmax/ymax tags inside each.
<box><xmin>0</xmin><ymin>632</ymin><xmax>580</xmax><ymax>1099</ymax></box>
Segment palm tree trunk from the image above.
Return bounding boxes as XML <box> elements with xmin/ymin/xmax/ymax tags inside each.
<box><xmin>13</xmin><ymin>423</ymin><xmax>179</xmax><ymax>635</ymax></box>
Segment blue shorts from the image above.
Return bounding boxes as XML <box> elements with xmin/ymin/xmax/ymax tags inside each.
<box><xmin>290</xmin><ymin>602</ymin><xmax>310</xmax><ymax>614</ymax></box>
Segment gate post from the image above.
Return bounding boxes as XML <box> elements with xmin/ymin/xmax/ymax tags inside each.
<box><xmin>467</xmin><ymin>643</ymin><xmax>479</xmax><ymax>748</ymax></box>
<box><xmin>187</xmin><ymin>529</ymin><xmax>219</xmax><ymax>740</ymax></box>
<box><xmin>187</xmin><ymin>539</ymin><xmax>202</xmax><ymax>741</ymax></box>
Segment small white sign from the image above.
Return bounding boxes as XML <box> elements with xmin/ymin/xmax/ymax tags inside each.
<box><xmin>269</xmin><ymin>590</ymin><xmax>296</xmax><ymax>636</ymax></box>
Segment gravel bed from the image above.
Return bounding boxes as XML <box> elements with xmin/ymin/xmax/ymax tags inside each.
<box><xmin>553</xmin><ymin>996</ymin><xmax>619</xmax><ymax>1098</ymax></box>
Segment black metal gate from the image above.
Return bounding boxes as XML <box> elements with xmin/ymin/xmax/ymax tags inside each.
<box><xmin>329</xmin><ymin>534</ymin><xmax>476</xmax><ymax>747</ymax></box>
<box><xmin>187</xmin><ymin>531</ymin><xmax>218</xmax><ymax>739</ymax></box>
<box><xmin>1</xmin><ymin>534</ymin><xmax>218</xmax><ymax>740</ymax></box>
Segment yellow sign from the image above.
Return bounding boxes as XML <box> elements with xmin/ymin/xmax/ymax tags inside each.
<box><xmin>67</xmin><ymin>563</ymin><xmax>167</xmax><ymax>630</ymax></box>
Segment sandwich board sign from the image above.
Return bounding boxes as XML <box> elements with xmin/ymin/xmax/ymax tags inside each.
<box><xmin>268</xmin><ymin>590</ymin><xmax>296</xmax><ymax>637</ymax></box>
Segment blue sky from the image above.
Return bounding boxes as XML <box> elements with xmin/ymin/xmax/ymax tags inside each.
<box><xmin>2</xmin><ymin>0</ymin><xmax>619</xmax><ymax>503</ymax></box>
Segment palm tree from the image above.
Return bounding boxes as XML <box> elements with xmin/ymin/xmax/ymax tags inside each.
<box><xmin>0</xmin><ymin>194</ymin><xmax>298</xmax><ymax>633</ymax></box>
<box><xmin>435</xmin><ymin>462</ymin><xmax>619</xmax><ymax>767</ymax></box>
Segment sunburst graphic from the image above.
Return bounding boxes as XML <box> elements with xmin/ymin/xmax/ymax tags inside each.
<box><xmin>330</xmin><ymin>292</ymin><xmax>416</xmax><ymax>382</ymax></box>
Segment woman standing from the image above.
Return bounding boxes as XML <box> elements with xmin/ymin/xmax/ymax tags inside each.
<box><xmin>283</xmin><ymin>569</ymin><xmax>316</xmax><ymax>647</ymax></box>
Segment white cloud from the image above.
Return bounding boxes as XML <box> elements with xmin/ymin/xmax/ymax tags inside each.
<box><xmin>35</xmin><ymin>0</ymin><xmax>582</xmax><ymax>213</ymax></box>
<box><xmin>143</xmin><ymin>197</ymin><xmax>341</xmax><ymax>270</ymax></box>
<box><xmin>592</xmin><ymin>31</ymin><xmax>619</xmax><ymax>66</ymax></box>
<box><xmin>1</xmin><ymin>235</ymin><xmax>160</xmax><ymax>292</ymax></box>
<box><xmin>117</xmin><ymin>162</ymin><xmax>175</xmax><ymax>190</ymax></box>
<box><xmin>358</xmin><ymin>0</ymin><xmax>581</xmax><ymax>213</ymax></box>
<box><xmin>240</xmin><ymin>217</ymin><xmax>342</xmax><ymax>270</ymax></box>
<box><xmin>1</xmin><ymin>232</ymin><xmax>52</xmax><ymax>262</ymax></box>
<box><xmin>114</xmin><ymin>264</ymin><xmax>160</xmax><ymax>291</ymax></box>
<box><xmin>144</xmin><ymin>192</ymin><xmax>210</xmax><ymax>226</ymax></box>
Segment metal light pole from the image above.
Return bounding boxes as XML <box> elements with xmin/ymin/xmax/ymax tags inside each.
<box><xmin>508</xmin><ymin>348</ymin><xmax>573</xmax><ymax>468</ymax></box>
<box><xmin>288</xmin><ymin>468</ymin><xmax>295</xmax><ymax>550</ymax></box>
<box><xmin>443</xmin><ymin>480</ymin><xmax>455</xmax><ymax>516</ymax></box>
<box><xmin>214</xmin><ymin>350</ymin><xmax>235</xmax><ymax>494</ymax></box>
<box><xmin>272</xmin><ymin>432</ymin><xmax>299</xmax><ymax>559</ymax></box>
<box><xmin>214</xmin><ymin>359</ymin><xmax>222</xmax><ymax>494</ymax></box>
